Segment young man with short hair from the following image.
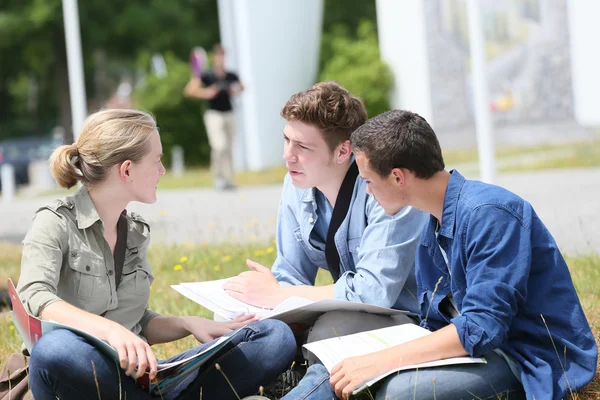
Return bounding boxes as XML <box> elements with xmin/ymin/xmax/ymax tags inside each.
<box><xmin>285</xmin><ymin>109</ymin><xmax>597</xmax><ymax>399</ymax></box>
<box><xmin>224</xmin><ymin>82</ymin><xmax>428</xmax><ymax>353</ymax></box>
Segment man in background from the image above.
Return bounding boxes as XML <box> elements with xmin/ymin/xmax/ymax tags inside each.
<box><xmin>185</xmin><ymin>43</ymin><xmax>243</xmax><ymax>191</ymax></box>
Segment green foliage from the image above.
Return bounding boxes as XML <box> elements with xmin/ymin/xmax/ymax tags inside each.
<box><xmin>134</xmin><ymin>53</ymin><xmax>210</xmax><ymax>167</ymax></box>
<box><xmin>319</xmin><ymin>20</ymin><xmax>393</xmax><ymax>118</ymax></box>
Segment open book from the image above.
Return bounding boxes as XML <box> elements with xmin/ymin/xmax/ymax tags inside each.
<box><xmin>7</xmin><ymin>279</ymin><xmax>237</xmax><ymax>397</ymax></box>
<box><xmin>172</xmin><ymin>278</ymin><xmax>411</xmax><ymax>326</ymax></box>
<box><xmin>303</xmin><ymin>324</ymin><xmax>487</xmax><ymax>394</ymax></box>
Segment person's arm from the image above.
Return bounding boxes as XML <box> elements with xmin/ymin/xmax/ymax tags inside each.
<box><xmin>228</xmin><ymin>73</ymin><xmax>244</xmax><ymax>96</ymax></box>
<box><xmin>17</xmin><ymin>209</ymin><xmax>158</xmax><ymax>380</ymax></box>
<box><xmin>41</xmin><ymin>301</ymin><xmax>158</xmax><ymax>379</ymax></box>
<box><xmin>224</xmin><ymin>175</ymin><xmax>325</xmax><ymax>308</ymax></box>
<box><xmin>330</xmin><ymin>205</ymin><xmax>531</xmax><ymax>397</ymax></box>
<box><xmin>142</xmin><ymin>314</ymin><xmax>256</xmax><ymax>345</ymax></box>
<box><xmin>334</xmin><ymin>198</ymin><xmax>428</xmax><ymax>308</ymax></box>
<box><xmin>183</xmin><ymin>77</ymin><xmax>218</xmax><ymax>99</ymax></box>
<box><xmin>330</xmin><ymin>324</ymin><xmax>466</xmax><ymax>398</ymax></box>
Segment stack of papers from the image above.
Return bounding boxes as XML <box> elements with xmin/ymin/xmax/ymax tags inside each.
<box><xmin>172</xmin><ymin>278</ymin><xmax>411</xmax><ymax>325</ymax></box>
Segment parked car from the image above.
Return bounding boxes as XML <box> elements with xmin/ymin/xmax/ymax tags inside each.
<box><xmin>0</xmin><ymin>137</ymin><xmax>60</xmax><ymax>191</ymax></box>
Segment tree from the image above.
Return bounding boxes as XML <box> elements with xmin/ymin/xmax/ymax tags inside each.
<box><xmin>0</xmin><ymin>0</ymin><xmax>220</xmax><ymax>140</ymax></box>
<box><xmin>320</xmin><ymin>20</ymin><xmax>393</xmax><ymax>118</ymax></box>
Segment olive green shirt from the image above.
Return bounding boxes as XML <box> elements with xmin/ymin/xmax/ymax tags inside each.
<box><xmin>17</xmin><ymin>187</ymin><xmax>160</xmax><ymax>338</ymax></box>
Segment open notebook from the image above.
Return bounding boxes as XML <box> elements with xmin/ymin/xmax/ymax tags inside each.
<box><xmin>304</xmin><ymin>324</ymin><xmax>487</xmax><ymax>394</ymax></box>
<box><xmin>172</xmin><ymin>278</ymin><xmax>410</xmax><ymax>325</ymax></box>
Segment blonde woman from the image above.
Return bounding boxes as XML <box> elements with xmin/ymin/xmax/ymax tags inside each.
<box><xmin>17</xmin><ymin>109</ymin><xmax>295</xmax><ymax>400</ymax></box>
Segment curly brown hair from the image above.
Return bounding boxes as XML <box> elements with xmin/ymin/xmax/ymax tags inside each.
<box><xmin>281</xmin><ymin>81</ymin><xmax>367</xmax><ymax>151</ymax></box>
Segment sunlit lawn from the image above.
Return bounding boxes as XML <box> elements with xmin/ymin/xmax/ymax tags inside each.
<box><xmin>0</xmin><ymin>243</ymin><xmax>598</xmax><ymax>398</ymax></box>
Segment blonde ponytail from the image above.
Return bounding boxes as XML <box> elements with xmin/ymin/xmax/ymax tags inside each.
<box><xmin>49</xmin><ymin>143</ymin><xmax>81</xmax><ymax>189</ymax></box>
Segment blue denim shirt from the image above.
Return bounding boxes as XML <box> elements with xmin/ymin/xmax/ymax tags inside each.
<box><xmin>272</xmin><ymin>174</ymin><xmax>428</xmax><ymax>314</ymax></box>
<box><xmin>417</xmin><ymin>170</ymin><xmax>597</xmax><ymax>399</ymax></box>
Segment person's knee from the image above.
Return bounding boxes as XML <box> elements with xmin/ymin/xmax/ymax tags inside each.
<box><xmin>253</xmin><ymin>320</ymin><xmax>296</xmax><ymax>365</ymax></box>
<box><xmin>30</xmin><ymin>329</ymin><xmax>79</xmax><ymax>372</ymax></box>
<box><xmin>307</xmin><ymin>311</ymin><xmax>368</xmax><ymax>343</ymax></box>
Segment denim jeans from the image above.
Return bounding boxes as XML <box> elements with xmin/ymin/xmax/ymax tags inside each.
<box><xmin>29</xmin><ymin>319</ymin><xmax>296</xmax><ymax>400</ymax></box>
<box><xmin>282</xmin><ymin>351</ymin><xmax>525</xmax><ymax>400</ymax></box>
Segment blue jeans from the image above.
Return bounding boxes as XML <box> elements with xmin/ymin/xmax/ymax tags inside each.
<box><xmin>29</xmin><ymin>319</ymin><xmax>296</xmax><ymax>400</ymax></box>
<box><xmin>283</xmin><ymin>351</ymin><xmax>525</xmax><ymax>400</ymax></box>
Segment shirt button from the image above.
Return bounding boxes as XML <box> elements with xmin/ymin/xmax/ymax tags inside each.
<box><xmin>308</xmin><ymin>217</ymin><xmax>314</xmax><ymax>224</ymax></box>
<box><xmin>108</xmin><ymin>270</ymin><xmax>114</xmax><ymax>276</ymax></box>
<box><xmin>85</xmin><ymin>266</ymin><xmax>91</xmax><ymax>272</ymax></box>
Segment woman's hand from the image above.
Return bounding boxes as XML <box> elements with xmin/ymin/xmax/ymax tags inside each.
<box><xmin>184</xmin><ymin>314</ymin><xmax>257</xmax><ymax>343</ymax></box>
<box><xmin>105</xmin><ymin>322</ymin><xmax>158</xmax><ymax>380</ymax></box>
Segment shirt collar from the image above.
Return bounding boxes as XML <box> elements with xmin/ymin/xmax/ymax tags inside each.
<box><xmin>73</xmin><ymin>186</ymin><xmax>103</xmax><ymax>230</ymax></box>
<box><xmin>438</xmin><ymin>169</ymin><xmax>466</xmax><ymax>239</ymax></box>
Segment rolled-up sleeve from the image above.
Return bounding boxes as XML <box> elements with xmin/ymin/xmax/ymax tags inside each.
<box><xmin>17</xmin><ymin>209</ymin><xmax>67</xmax><ymax>317</ymax></box>
<box><xmin>451</xmin><ymin>205</ymin><xmax>530</xmax><ymax>357</ymax></box>
<box><xmin>271</xmin><ymin>177</ymin><xmax>319</xmax><ymax>286</ymax></box>
<box><xmin>334</xmin><ymin>199</ymin><xmax>427</xmax><ymax>307</ymax></box>
<box><xmin>139</xmin><ymin>308</ymin><xmax>161</xmax><ymax>338</ymax></box>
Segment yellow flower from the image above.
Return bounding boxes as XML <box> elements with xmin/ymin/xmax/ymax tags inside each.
<box><xmin>213</xmin><ymin>265</ymin><xmax>221</xmax><ymax>272</ymax></box>
<box><xmin>266</xmin><ymin>247</ymin><xmax>274</xmax><ymax>254</ymax></box>
<box><xmin>9</xmin><ymin>325</ymin><xmax>15</xmax><ymax>331</ymax></box>
<box><xmin>254</xmin><ymin>250</ymin><xmax>265</xmax><ymax>257</ymax></box>
<box><xmin>173</xmin><ymin>264</ymin><xmax>183</xmax><ymax>271</ymax></box>
<box><xmin>272</xmin><ymin>239</ymin><xmax>277</xmax><ymax>246</ymax></box>
<box><xmin>180</xmin><ymin>256</ymin><xmax>188</xmax><ymax>263</ymax></box>
<box><xmin>223</xmin><ymin>255</ymin><xmax>232</xmax><ymax>262</ymax></box>
<box><xmin>150</xmin><ymin>285</ymin><xmax>153</xmax><ymax>291</ymax></box>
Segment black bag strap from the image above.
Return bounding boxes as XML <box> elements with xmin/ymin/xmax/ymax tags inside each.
<box><xmin>113</xmin><ymin>212</ymin><xmax>128</xmax><ymax>290</ymax></box>
<box><xmin>325</xmin><ymin>161</ymin><xmax>359</xmax><ymax>282</ymax></box>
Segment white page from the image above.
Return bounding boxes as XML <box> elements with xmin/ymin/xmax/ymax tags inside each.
<box><xmin>304</xmin><ymin>324</ymin><xmax>486</xmax><ymax>394</ymax></box>
<box><xmin>179</xmin><ymin>279</ymin><xmax>269</xmax><ymax>317</ymax></box>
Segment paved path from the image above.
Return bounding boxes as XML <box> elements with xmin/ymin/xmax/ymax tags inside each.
<box><xmin>1</xmin><ymin>168</ymin><xmax>599</xmax><ymax>255</ymax></box>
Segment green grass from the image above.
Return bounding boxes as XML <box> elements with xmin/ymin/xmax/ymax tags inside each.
<box><xmin>444</xmin><ymin>140</ymin><xmax>600</xmax><ymax>172</ymax></box>
<box><xmin>0</xmin><ymin>244</ymin><xmax>598</xmax><ymax>398</ymax></box>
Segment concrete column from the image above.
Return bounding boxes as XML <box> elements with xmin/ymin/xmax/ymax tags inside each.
<box><xmin>376</xmin><ymin>0</ymin><xmax>433</xmax><ymax>124</ymax></box>
<box><xmin>568</xmin><ymin>0</ymin><xmax>600</xmax><ymax>126</ymax></box>
<box><xmin>219</xmin><ymin>0</ymin><xmax>323</xmax><ymax>171</ymax></box>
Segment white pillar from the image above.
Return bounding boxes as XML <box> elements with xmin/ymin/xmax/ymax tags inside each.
<box><xmin>224</xmin><ymin>0</ymin><xmax>323</xmax><ymax>171</ymax></box>
<box><xmin>62</xmin><ymin>0</ymin><xmax>87</xmax><ymax>140</ymax></box>
<box><xmin>466</xmin><ymin>0</ymin><xmax>495</xmax><ymax>184</ymax></box>
<box><xmin>1</xmin><ymin>164</ymin><xmax>15</xmax><ymax>203</ymax></box>
<box><xmin>568</xmin><ymin>0</ymin><xmax>600</xmax><ymax>126</ymax></box>
<box><xmin>217</xmin><ymin>0</ymin><xmax>247</xmax><ymax>171</ymax></box>
<box><xmin>376</xmin><ymin>0</ymin><xmax>433</xmax><ymax>123</ymax></box>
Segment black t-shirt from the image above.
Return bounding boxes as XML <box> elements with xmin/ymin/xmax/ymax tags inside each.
<box><xmin>200</xmin><ymin>70</ymin><xmax>240</xmax><ymax>112</ymax></box>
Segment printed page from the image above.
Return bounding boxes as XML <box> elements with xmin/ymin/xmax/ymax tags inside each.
<box><xmin>179</xmin><ymin>279</ymin><xmax>269</xmax><ymax>317</ymax></box>
<box><xmin>304</xmin><ymin>324</ymin><xmax>486</xmax><ymax>394</ymax></box>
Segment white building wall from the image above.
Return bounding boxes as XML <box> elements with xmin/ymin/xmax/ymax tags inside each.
<box><xmin>376</xmin><ymin>0</ymin><xmax>434</xmax><ymax>124</ymax></box>
<box><xmin>218</xmin><ymin>0</ymin><xmax>323</xmax><ymax>171</ymax></box>
<box><xmin>568</xmin><ymin>0</ymin><xmax>600</xmax><ymax>126</ymax></box>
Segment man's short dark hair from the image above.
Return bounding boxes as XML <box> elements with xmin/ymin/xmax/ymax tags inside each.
<box><xmin>351</xmin><ymin>110</ymin><xmax>445</xmax><ymax>179</ymax></box>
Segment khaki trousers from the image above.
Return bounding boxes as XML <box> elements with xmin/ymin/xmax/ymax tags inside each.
<box><xmin>203</xmin><ymin>109</ymin><xmax>236</xmax><ymax>183</ymax></box>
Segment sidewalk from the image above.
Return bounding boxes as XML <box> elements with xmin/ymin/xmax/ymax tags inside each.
<box><xmin>1</xmin><ymin>167</ymin><xmax>598</xmax><ymax>255</ymax></box>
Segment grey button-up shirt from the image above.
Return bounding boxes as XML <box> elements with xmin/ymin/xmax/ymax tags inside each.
<box><xmin>17</xmin><ymin>187</ymin><xmax>159</xmax><ymax>338</ymax></box>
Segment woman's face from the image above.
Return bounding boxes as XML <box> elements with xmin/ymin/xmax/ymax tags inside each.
<box><xmin>128</xmin><ymin>130</ymin><xmax>166</xmax><ymax>204</ymax></box>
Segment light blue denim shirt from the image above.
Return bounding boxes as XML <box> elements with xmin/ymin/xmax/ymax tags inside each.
<box><xmin>271</xmin><ymin>173</ymin><xmax>429</xmax><ymax>315</ymax></box>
